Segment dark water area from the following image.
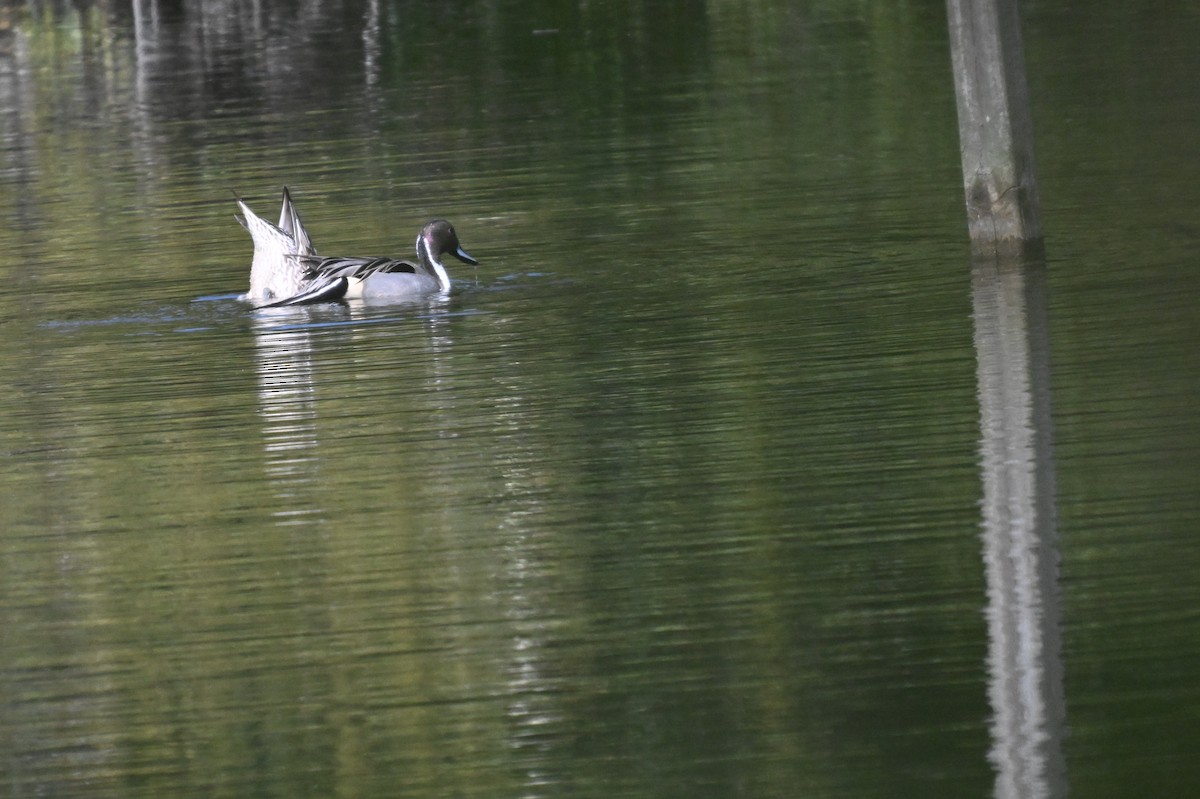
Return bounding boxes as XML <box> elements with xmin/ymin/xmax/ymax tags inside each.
<box><xmin>1</xmin><ymin>2</ymin><xmax>1197</xmax><ymax>797</ymax></box>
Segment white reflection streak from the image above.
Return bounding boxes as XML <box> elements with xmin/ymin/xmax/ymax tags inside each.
<box><xmin>492</xmin><ymin>384</ymin><xmax>562</xmax><ymax>794</ymax></box>
<box><xmin>363</xmin><ymin>0</ymin><xmax>381</xmax><ymax>91</ymax></box>
<box><xmin>253</xmin><ymin>314</ymin><xmax>322</xmax><ymax>523</ymax></box>
<box><xmin>130</xmin><ymin>0</ymin><xmax>157</xmax><ymax>177</ymax></box>
<box><xmin>502</xmin><ymin>521</ymin><xmax>562</xmax><ymax>795</ymax></box>
<box><xmin>972</xmin><ymin>256</ymin><xmax>1067</xmax><ymax>799</ymax></box>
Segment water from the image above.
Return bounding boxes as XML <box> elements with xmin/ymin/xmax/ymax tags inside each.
<box><xmin>1</xmin><ymin>2</ymin><xmax>1198</xmax><ymax>797</ymax></box>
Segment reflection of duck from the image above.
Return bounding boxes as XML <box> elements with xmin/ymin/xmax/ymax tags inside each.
<box><xmin>261</xmin><ymin>219</ymin><xmax>478</xmax><ymax>308</ymax></box>
<box><xmin>249</xmin><ymin>308</ymin><xmax>323</xmax><ymax>519</ymax></box>
<box><xmin>236</xmin><ymin>187</ymin><xmax>316</xmax><ymax>302</ymax></box>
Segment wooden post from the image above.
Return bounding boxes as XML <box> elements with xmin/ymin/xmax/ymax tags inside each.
<box><xmin>946</xmin><ymin>0</ymin><xmax>1042</xmax><ymax>254</ymax></box>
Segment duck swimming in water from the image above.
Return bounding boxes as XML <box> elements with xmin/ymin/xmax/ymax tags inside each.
<box><xmin>236</xmin><ymin>189</ymin><xmax>476</xmax><ymax>307</ymax></box>
<box><xmin>260</xmin><ymin>219</ymin><xmax>478</xmax><ymax>308</ymax></box>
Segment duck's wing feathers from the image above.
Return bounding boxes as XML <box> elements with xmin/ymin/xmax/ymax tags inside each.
<box><xmin>256</xmin><ymin>277</ymin><xmax>350</xmax><ymax>308</ymax></box>
<box><xmin>296</xmin><ymin>255</ymin><xmax>421</xmax><ymax>281</ymax></box>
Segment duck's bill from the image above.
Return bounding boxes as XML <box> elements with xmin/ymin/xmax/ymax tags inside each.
<box><xmin>454</xmin><ymin>246</ymin><xmax>479</xmax><ymax>266</ymax></box>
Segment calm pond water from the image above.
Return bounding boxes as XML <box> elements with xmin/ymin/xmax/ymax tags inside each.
<box><xmin>1</xmin><ymin>2</ymin><xmax>1198</xmax><ymax>797</ymax></box>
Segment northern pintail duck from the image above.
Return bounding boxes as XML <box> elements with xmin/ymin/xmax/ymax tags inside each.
<box><xmin>236</xmin><ymin>188</ymin><xmax>477</xmax><ymax>307</ymax></box>
<box><xmin>262</xmin><ymin>219</ymin><xmax>478</xmax><ymax>307</ymax></box>
<box><xmin>235</xmin><ymin>187</ymin><xmax>316</xmax><ymax>301</ymax></box>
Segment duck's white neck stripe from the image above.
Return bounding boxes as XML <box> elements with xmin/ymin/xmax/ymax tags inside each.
<box><xmin>417</xmin><ymin>233</ymin><xmax>451</xmax><ymax>292</ymax></box>
<box><xmin>429</xmin><ymin>258</ymin><xmax>451</xmax><ymax>292</ymax></box>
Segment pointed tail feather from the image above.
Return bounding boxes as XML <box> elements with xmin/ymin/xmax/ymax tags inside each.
<box><xmin>277</xmin><ymin>187</ymin><xmax>315</xmax><ymax>255</ymax></box>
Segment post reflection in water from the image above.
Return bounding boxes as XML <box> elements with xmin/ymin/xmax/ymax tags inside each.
<box><xmin>971</xmin><ymin>252</ymin><xmax>1067</xmax><ymax>799</ymax></box>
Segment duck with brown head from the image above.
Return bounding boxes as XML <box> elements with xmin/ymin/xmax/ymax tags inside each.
<box><xmin>236</xmin><ymin>189</ymin><xmax>477</xmax><ymax>307</ymax></box>
<box><xmin>261</xmin><ymin>219</ymin><xmax>477</xmax><ymax>308</ymax></box>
